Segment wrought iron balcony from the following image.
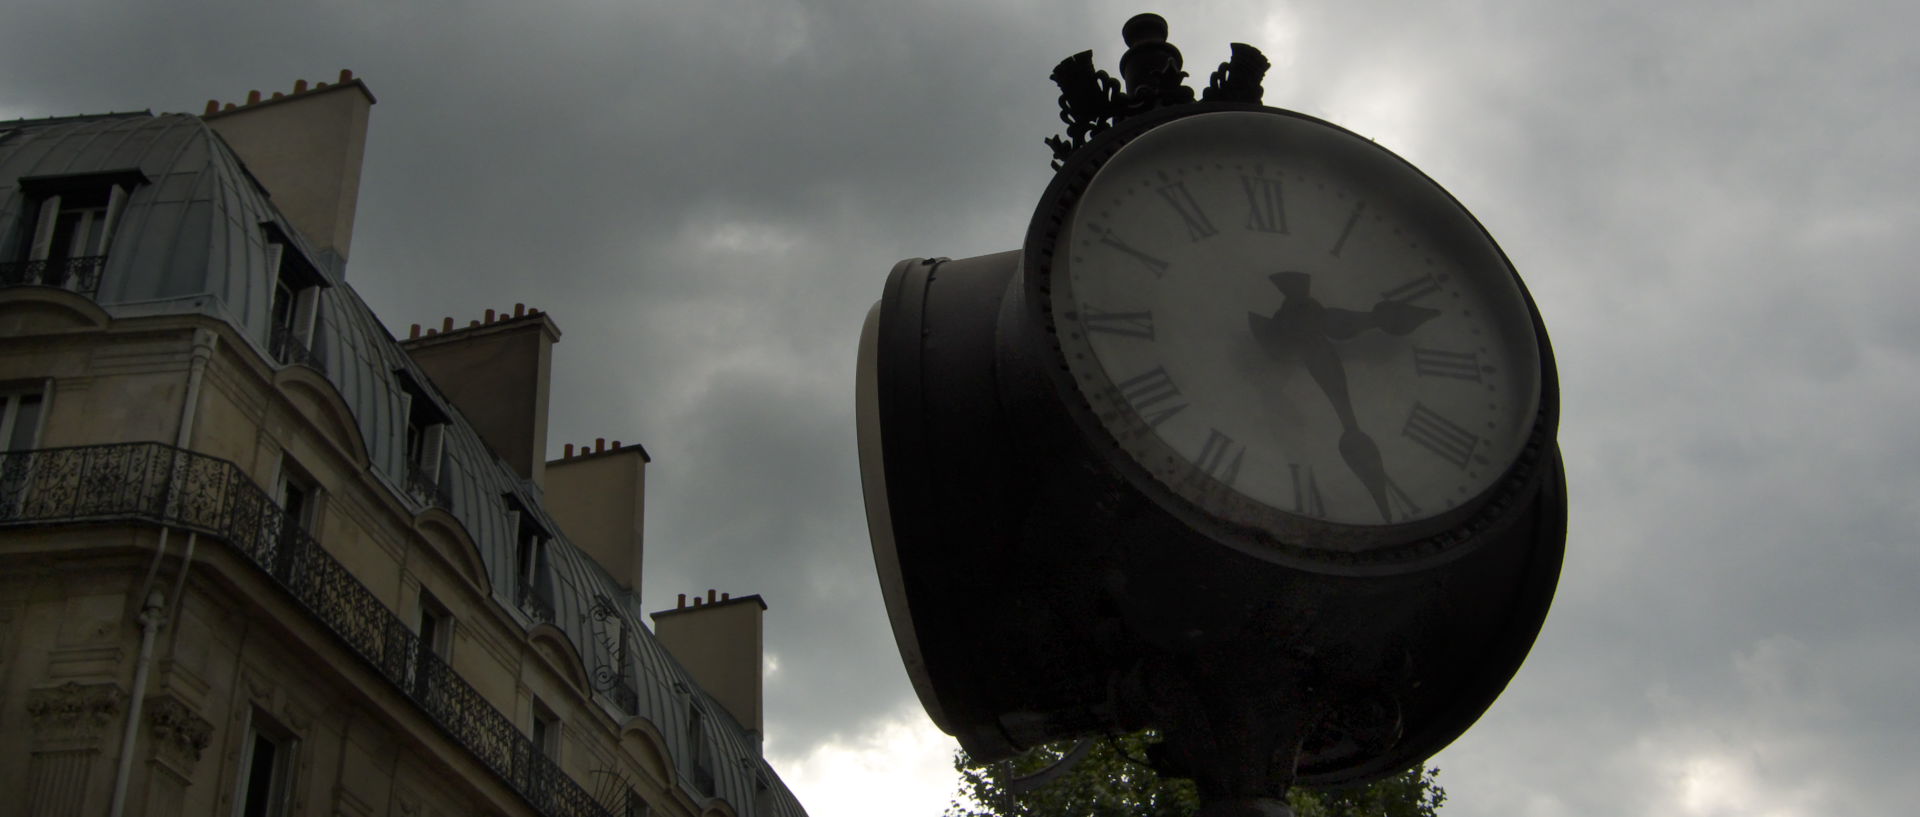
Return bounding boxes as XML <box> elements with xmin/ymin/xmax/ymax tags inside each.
<box><xmin>404</xmin><ymin>462</ymin><xmax>453</xmax><ymax>510</ymax></box>
<box><xmin>269</xmin><ymin>324</ymin><xmax>325</xmax><ymax>373</ymax></box>
<box><xmin>518</xmin><ymin>581</ymin><xmax>557</xmax><ymax>625</ymax></box>
<box><xmin>0</xmin><ymin>255</ymin><xmax>107</xmax><ymax>297</ymax></box>
<box><xmin>0</xmin><ymin>442</ymin><xmax>616</xmax><ymax>817</ymax></box>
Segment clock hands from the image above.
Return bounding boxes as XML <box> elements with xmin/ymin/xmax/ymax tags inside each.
<box><xmin>1250</xmin><ymin>271</ymin><xmax>1433</xmax><ymax>522</ymax></box>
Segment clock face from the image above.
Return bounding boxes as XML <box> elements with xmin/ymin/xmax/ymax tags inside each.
<box><xmin>1041</xmin><ymin>110</ymin><xmax>1541</xmax><ymax>542</ymax></box>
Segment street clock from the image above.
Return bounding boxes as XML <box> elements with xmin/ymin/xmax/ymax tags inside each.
<box><xmin>858</xmin><ymin>14</ymin><xmax>1564</xmax><ymax>815</ymax></box>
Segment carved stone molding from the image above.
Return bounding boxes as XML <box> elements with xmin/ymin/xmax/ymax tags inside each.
<box><xmin>26</xmin><ymin>681</ymin><xmax>126</xmax><ymax>748</ymax></box>
<box><xmin>145</xmin><ymin>694</ymin><xmax>213</xmax><ymax>774</ymax></box>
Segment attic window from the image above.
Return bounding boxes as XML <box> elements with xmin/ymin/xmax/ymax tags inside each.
<box><xmin>8</xmin><ymin>169</ymin><xmax>146</xmax><ymax>295</ymax></box>
<box><xmin>395</xmin><ymin>369</ymin><xmax>452</xmax><ymax>509</ymax></box>
<box><xmin>505</xmin><ymin>496</ymin><xmax>554</xmax><ymax>624</ymax></box>
<box><xmin>263</xmin><ymin>223</ymin><xmax>327</xmax><ymax>372</ymax></box>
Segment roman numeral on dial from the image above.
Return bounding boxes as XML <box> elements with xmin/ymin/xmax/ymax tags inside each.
<box><xmin>1330</xmin><ymin>201</ymin><xmax>1366</xmax><ymax>257</ymax></box>
<box><xmin>1241</xmin><ymin>175</ymin><xmax>1287</xmax><ymax>234</ymax></box>
<box><xmin>1157</xmin><ymin>181</ymin><xmax>1218</xmax><ymax>241</ymax></box>
<box><xmin>1081</xmin><ymin>307</ymin><xmax>1154</xmax><ymax>339</ymax></box>
<box><xmin>1383</xmin><ymin>475</ymin><xmax>1423</xmax><ymax>522</ymax></box>
<box><xmin>1412</xmin><ymin>347</ymin><xmax>1484</xmax><ymax>382</ymax></box>
<box><xmin>1115</xmin><ymin>366</ymin><xmax>1188</xmax><ymax>428</ymax></box>
<box><xmin>1193</xmin><ymin>428</ymin><xmax>1245</xmax><ymax>485</ymax></box>
<box><xmin>1094</xmin><ymin>227</ymin><xmax>1171</xmax><ymax>278</ymax></box>
<box><xmin>1289</xmin><ymin>463</ymin><xmax>1325</xmax><ymax>516</ymax></box>
<box><xmin>1380</xmin><ymin>273</ymin><xmax>1443</xmax><ymax>303</ymax></box>
<box><xmin>1402</xmin><ymin>402</ymin><xmax>1480</xmax><ymax>470</ymax></box>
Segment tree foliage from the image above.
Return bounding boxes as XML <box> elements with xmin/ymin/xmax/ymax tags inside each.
<box><xmin>945</xmin><ymin>731</ymin><xmax>1444</xmax><ymax>817</ymax></box>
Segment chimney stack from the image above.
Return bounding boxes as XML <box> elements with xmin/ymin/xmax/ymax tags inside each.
<box><xmin>203</xmin><ymin>71</ymin><xmax>377</xmax><ymax>278</ymax></box>
<box><xmin>652</xmin><ymin>593</ymin><xmax>768</xmax><ymax>737</ymax></box>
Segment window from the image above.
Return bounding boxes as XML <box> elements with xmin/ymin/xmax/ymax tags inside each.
<box><xmin>0</xmin><ymin>388</ymin><xmax>45</xmax><ymax>515</ymax></box>
<box><xmin>395</xmin><ymin>370</ymin><xmax>452</xmax><ymax>508</ymax></box>
<box><xmin>418</xmin><ymin>591</ymin><xmax>452</xmax><ymax>658</ymax></box>
<box><xmin>10</xmin><ymin>171</ymin><xmax>143</xmax><ymax>295</ymax></box>
<box><xmin>234</xmin><ymin>710</ymin><xmax>296</xmax><ymax>817</ymax></box>
<box><xmin>531</xmin><ymin>701</ymin><xmax>560</xmax><ymax>761</ymax></box>
<box><xmin>687</xmin><ymin>703</ymin><xmax>713</xmax><ymax>795</ymax></box>
<box><xmin>276</xmin><ymin>460</ymin><xmax>320</xmax><ymax>534</ymax></box>
<box><xmin>506</xmin><ymin>498</ymin><xmax>553</xmax><ymax>623</ymax></box>
<box><xmin>262</xmin><ymin>225</ymin><xmax>327</xmax><ymax>371</ymax></box>
<box><xmin>0</xmin><ymin>390</ymin><xmax>43</xmax><ymax>453</ymax></box>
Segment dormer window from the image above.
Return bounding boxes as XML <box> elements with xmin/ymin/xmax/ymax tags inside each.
<box><xmin>8</xmin><ymin>169</ymin><xmax>145</xmax><ymax>296</ymax></box>
<box><xmin>505</xmin><ymin>496</ymin><xmax>554</xmax><ymax>624</ymax></box>
<box><xmin>263</xmin><ymin>224</ymin><xmax>327</xmax><ymax>372</ymax></box>
<box><xmin>395</xmin><ymin>369</ymin><xmax>452</xmax><ymax>509</ymax></box>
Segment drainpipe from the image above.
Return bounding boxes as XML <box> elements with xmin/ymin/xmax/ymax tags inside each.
<box><xmin>106</xmin><ymin>592</ymin><xmax>165</xmax><ymax>817</ymax></box>
<box><xmin>106</xmin><ymin>327</ymin><xmax>218</xmax><ymax>817</ymax></box>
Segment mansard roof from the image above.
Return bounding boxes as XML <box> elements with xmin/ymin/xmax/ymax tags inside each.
<box><xmin>0</xmin><ymin>111</ymin><xmax>804</xmax><ymax>816</ymax></box>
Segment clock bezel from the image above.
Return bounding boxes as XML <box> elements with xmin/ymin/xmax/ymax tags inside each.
<box><xmin>1022</xmin><ymin>102</ymin><xmax>1559</xmax><ymax>573</ymax></box>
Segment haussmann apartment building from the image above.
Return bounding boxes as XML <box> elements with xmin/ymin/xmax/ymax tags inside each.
<box><xmin>0</xmin><ymin>71</ymin><xmax>811</xmax><ymax>817</ymax></box>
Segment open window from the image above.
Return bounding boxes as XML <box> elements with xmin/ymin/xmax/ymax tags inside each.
<box><xmin>0</xmin><ymin>387</ymin><xmax>46</xmax><ymax>517</ymax></box>
<box><xmin>531</xmin><ymin>698</ymin><xmax>562</xmax><ymax>761</ymax></box>
<box><xmin>9</xmin><ymin>170</ymin><xmax>145</xmax><ymax>295</ymax></box>
<box><xmin>410</xmin><ymin>589</ymin><xmax>453</xmax><ymax>698</ymax></box>
<box><xmin>505</xmin><ymin>496</ymin><xmax>554</xmax><ymax>623</ymax></box>
<box><xmin>395</xmin><ymin>369</ymin><xmax>453</xmax><ymax>509</ymax></box>
<box><xmin>687</xmin><ymin>701</ymin><xmax>714</xmax><ymax>795</ymax></box>
<box><xmin>262</xmin><ymin>224</ymin><xmax>327</xmax><ymax>372</ymax></box>
<box><xmin>234</xmin><ymin>709</ymin><xmax>297</xmax><ymax>817</ymax></box>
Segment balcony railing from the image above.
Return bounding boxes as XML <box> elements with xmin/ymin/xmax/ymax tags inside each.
<box><xmin>269</xmin><ymin>324</ymin><xmax>325</xmax><ymax>373</ymax></box>
<box><xmin>0</xmin><ymin>442</ymin><xmax>615</xmax><ymax>817</ymax></box>
<box><xmin>404</xmin><ymin>463</ymin><xmax>453</xmax><ymax>510</ymax></box>
<box><xmin>518</xmin><ymin>581</ymin><xmax>557</xmax><ymax>625</ymax></box>
<box><xmin>0</xmin><ymin>256</ymin><xmax>107</xmax><ymax>297</ymax></box>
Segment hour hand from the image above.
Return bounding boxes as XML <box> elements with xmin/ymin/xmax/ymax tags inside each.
<box><xmin>1320</xmin><ymin>301</ymin><xmax>1440</xmax><ymax>340</ymax></box>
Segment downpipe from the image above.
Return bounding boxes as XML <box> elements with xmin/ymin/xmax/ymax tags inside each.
<box><xmin>106</xmin><ymin>327</ymin><xmax>216</xmax><ymax>817</ymax></box>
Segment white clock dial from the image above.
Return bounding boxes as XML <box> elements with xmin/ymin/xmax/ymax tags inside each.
<box><xmin>1048</xmin><ymin>111</ymin><xmax>1541</xmax><ymax>534</ymax></box>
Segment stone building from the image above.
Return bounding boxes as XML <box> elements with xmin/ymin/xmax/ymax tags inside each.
<box><xmin>0</xmin><ymin>72</ymin><xmax>807</xmax><ymax>817</ymax></box>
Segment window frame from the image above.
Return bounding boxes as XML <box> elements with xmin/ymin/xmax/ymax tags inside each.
<box><xmin>232</xmin><ymin>708</ymin><xmax>297</xmax><ymax>817</ymax></box>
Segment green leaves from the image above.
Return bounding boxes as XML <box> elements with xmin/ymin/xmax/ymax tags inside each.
<box><xmin>946</xmin><ymin>731</ymin><xmax>1444</xmax><ymax>817</ymax></box>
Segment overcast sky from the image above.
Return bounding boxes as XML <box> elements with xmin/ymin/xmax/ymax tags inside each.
<box><xmin>9</xmin><ymin>0</ymin><xmax>1917</xmax><ymax>814</ymax></box>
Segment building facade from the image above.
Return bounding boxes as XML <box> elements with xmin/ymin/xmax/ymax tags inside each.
<box><xmin>0</xmin><ymin>73</ymin><xmax>807</xmax><ymax>817</ymax></box>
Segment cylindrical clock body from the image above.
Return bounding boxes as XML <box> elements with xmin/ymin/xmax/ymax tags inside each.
<box><xmin>859</xmin><ymin>103</ymin><xmax>1565</xmax><ymax>786</ymax></box>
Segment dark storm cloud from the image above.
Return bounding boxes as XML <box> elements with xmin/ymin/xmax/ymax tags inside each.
<box><xmin>8</xmin><ymin>0</ymin><xmax>1917</xmax><ymax>813</ymax></box>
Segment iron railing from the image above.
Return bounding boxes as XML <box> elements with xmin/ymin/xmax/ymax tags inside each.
<box><xmin>0</xmin><ymin>256</ymin><xmax>106</xmax><ymax>297</ymax></box>
<box><xmin>518</xmin><ymin>581</ymin><xmax>557</xmax><ymax>625</ymax></box>
<box><xmin>0</xmin><ymin>442</ymin><xmax>614</xmax><ymax>817</ymax></box>
<box><xmin>404</xmin><ymin>463</ymin><xmax>453</xmax><ymax>510</ymax></box>
<box><xmin>269</xmin><ymin>324</ymin><xmax>325</xmax><ymax>373</ymax></box>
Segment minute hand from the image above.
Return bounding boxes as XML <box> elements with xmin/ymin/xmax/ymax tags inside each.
<box><xmin>1298</xmin><ymin>336</ymin><xmax>1395</xmax><ymax>523</ymax></box>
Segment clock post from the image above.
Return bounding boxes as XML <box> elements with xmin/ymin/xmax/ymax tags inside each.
<box><xmin>857</xmin><ymin>13</ymin><xmax>1566</xmax><ymax>816</ymax></box>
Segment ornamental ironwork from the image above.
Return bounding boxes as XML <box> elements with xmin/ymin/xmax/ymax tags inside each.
<box><xmin>269</xmin><ymin>324</ymin><xmax>325</xmax><ymax>373</ymax></box>
<box><xmin>1044</xmin><ymin>13</ymin><xmax>1271</xmax><ymax>170</ymax></box>
<box><xmin>0</xmin><ymin>256</ymin><xmax>107</xmax><ymax>297</ymax></box>
<box><xmin>0</xmin><ymin>441</ymin><xmax>615</xmax><ymax>817</ymax></box>
<box><xmin>588</xmin><ymin>594</ymin><xmax>640</xmax><ymax>714</ymax></box>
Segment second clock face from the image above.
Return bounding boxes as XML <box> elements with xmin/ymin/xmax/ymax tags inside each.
<box><xmin>1047</xmin><ymin>110</ymin><xmax>1541</xmax><ymax>536</ymax></box>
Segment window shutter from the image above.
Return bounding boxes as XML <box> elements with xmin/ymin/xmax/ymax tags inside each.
<box><xmin>293</xmin><ymin>286</ymin><xmax>321</xmax><ymax>346</ymax></box>
<box><xmin>28</xmin><ymin>195</ymin><xmax>61</xmax><ymax>262</ymax></box>
<box><xmin>95</xmin><ymin>184</ymin><xmax>129</xmax><ymax>256</ymax></box>
<box><xmin>420</xmin><ymin>424</ymin><xmax>446</xmax><ymax>484</ymax></box>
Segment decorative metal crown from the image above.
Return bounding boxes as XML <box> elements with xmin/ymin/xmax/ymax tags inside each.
<box><xmin>1045</xmin><ymin>13</ymin><xmax>1271</xmax><ymax>170</ymax></box>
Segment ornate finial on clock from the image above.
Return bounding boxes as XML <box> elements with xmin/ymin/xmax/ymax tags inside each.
<box><xmin>1045</xmin><ymin>13</ymin><xmax>1271</xmax><ymax>170</ymax></box>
